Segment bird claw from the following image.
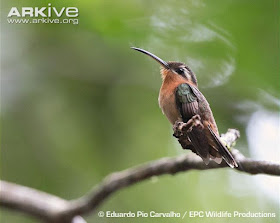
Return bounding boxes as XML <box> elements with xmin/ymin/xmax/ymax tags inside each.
<box><xmin>173</xmin><ymin>121</ymin><xmax>186</xmax><ymax>138</ymax></box>
<box><xmin>173</xmin><ymin>115</ymin><xmax>204</xmax><ymax>152</ymax></box>
<box><xmin>173</xmin><ymin>115</ymin><xmax>203</xmax><ymax>138</ymax></box>
<box><xmin>186</xmin><ymin>115</ymin><xmax>203</xmax><ymax>132</ymax></box>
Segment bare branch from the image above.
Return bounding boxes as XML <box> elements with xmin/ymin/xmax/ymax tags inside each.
<box><xmin>0</xmin><ymin>181</ymin><xmax>86</xmax><ymax>223</ymax></box>
<box><xmin>64</xmin><ymin>152</ymin><xmax>279</xmax><ymax>219</ymax></box>
<box><xmin>1</xmin><ymin>129</ymin><xmax>279</xmax><ymax>223</ymax></box>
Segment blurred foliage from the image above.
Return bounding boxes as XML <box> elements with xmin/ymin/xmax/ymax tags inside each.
<box><xmin>1</xmin><ymin>0</ymin><xmax>279</xmax><ymax>223</ymax></box>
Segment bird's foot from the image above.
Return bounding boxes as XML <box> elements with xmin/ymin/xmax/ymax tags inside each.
<box><xmin>173</xmin><ymin>121</ymin><xmax>186</xmax><ymax>138</ymax></box>
<box><xmin>173</xmin><ymin>115</ymin><xmax>203</xmax><ymax>138</ymax></box>
<box><xmin>173</xmin><ymin>115</ymin><xmax>204</xmax><ymax>151</ymax></box>
<box><xmin>187</xmin><ymin>115</ymin><xmax>203</xmax><ymax>132</ymax></box>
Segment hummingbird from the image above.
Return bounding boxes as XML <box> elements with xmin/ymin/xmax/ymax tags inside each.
<box><xmin>131</xmin><ymin>47</ymin><xmax>238</xmax><ymax>168</ymax></box>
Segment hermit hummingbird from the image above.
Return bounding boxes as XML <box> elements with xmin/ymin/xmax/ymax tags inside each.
<box><xmin>131</xmin><ymin>47</ymin><xmax>238</xmax><ymax>168</ymax></box>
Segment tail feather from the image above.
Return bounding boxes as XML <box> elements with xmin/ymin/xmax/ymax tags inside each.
<box><xmin>212</xmin><ymin>156</ymin><xmax>223</xmax><ymax>164</ymax></box>
<box><xmin>207</xmin><ymin>125</ymin><xmax>238</xmax><ymax>168</ymax></box>
<box><xmin>187</xmin><ymin>128</ymin><xmax>210</xmax><ymax>165</ymax></box>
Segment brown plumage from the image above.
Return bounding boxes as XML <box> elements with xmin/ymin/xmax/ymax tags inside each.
<box><xmin>131</xmin><ymin>47</ymin><xmax>238</xmax><ymax>168</ymax></box>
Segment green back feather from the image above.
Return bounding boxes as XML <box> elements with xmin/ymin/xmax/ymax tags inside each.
<box><xmin>176</xmin><ymin>83</ymin><xmax>196</xmax><ymax>104</ymax></box>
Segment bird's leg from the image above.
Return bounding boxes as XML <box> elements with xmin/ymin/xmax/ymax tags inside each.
<box><xmin>173</xmin><ymin>115</ymin><xmax>204</xmax><ymax>150</ymax></box>
<box><xmin>173</xmin><ymin>115</ymin><xmax>203</xmax><ymax>137</ymax></box>
<box><xmin>187</xmin><ymin>115</ymin><xmax>204</xmax><ymax>132</ymax></box>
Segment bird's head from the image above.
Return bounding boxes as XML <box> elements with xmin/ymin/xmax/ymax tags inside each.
<box><xmin>131</xmin><ymin>47</ymin><xmax>197</xmax><ymax>86</ymax></box>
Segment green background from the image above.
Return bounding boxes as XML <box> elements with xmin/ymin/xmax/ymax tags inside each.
<box><xmin>1</xmin><ymin>0</ymin><xmax>279</xmax><ymax>222</ymax></box>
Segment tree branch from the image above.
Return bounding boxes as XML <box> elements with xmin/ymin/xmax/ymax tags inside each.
<box><xmin>0</xmin><ymin>181</ymin><xmax>86</xmax><ymax>223</ymax></box>
<box><xmin>1</xmin><ymin>129</ymin><xmax>279</xmax><ymax>223</ymax></box>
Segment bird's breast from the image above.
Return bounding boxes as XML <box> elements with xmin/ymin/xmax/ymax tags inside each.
<box><xmin>158</xmin><ymin>90</ymin><xmax>181</xmax><ymax>125</ymax></box>
<box><xmin>158</xmin><ymin>75</ymin><xmax>187</xmax><ymax>125</ymax></box>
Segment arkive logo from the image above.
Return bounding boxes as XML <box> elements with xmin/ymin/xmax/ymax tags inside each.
<box><xmin>8</xmin><ymin>3</ymin><xmax>78</xmax><ymax>18</ymax></box>
<box><xmin>7</xmin><ymin>3</ymin><xmax>79</xmax><ymax>25</ymax></box>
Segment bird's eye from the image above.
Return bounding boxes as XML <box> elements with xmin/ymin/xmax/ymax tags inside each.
<box><xmin>177</xmin><ymin>68</ymin><xmax>184</xmax><ymax>75</ymax></box>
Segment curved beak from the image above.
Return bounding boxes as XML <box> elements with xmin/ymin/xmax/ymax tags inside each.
<box><xmin>131</xmin><ymin>47</ymin><xmax>170</xmax><ymax>70</ymax></box>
